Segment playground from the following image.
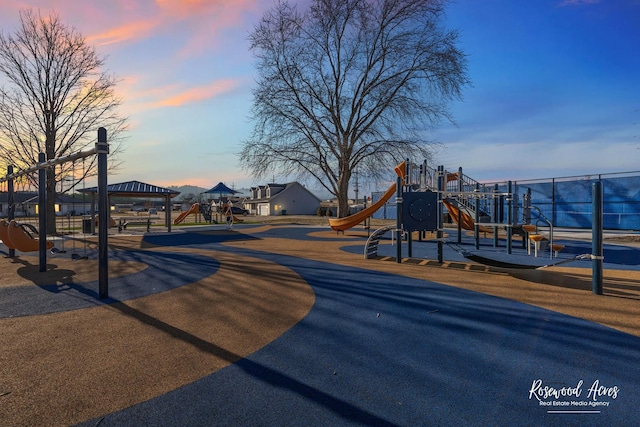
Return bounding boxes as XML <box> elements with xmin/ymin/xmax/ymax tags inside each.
<box><xmin>1</xmin><ymin>220</ymin><xmax>640</xmax><ymax>426</ymax></box>
<box><xmin>2</xmin><ymin>147</ymin><xmax>640</xmax><ymax>425</ymax></box>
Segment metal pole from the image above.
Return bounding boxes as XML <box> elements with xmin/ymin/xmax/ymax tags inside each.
<box><xmin>7</xmin><ymin>166</ymin><xmax>15</xmax><ymax>257</ymax></box>
<box><xmin>0</xmin><ymin>145</ymin><xmax>99</xmax><ymax>184</ymax></box>
<box><xmin>475</xmin><ymin>182</ymin><xmax>480</xmax><ymax>250</ymax></box>
<box><xmin>396</xmin><ymin>176</ymin><xmax>402</xmax><ymax>263</ymax></box>
<box><xmin>592</xmin><ymin>181</ymin><xmax>603</xmax><ymax>295</ymax></box>
<box><xmin>457</xmin><ymin>167</ymin><xmax>462</xmax><ymax>244</ymax></box>
<box><xmin>437</xmin><ymin>166</ymin><xmax>444</xmax><ymax>263</ymax></box>
<box><xmin>493</xmin><ymin>184</ymin><xmax>499</xmax><ymax>247</ymax></box>
<box><xmin>97</xmin><ymin>128</ymin><xmax>109</xmax><ymax>299</ymax></box>
<box><xmin>38</xmin><ymin>153</ymin><xmax>47</xmax><ymax>272</ymax></box>
<box><xmin>507</xmin><ymin>181</ymin><xmax>513</xmax><ymax>254</ymax></box>
<box><xmin>166</xmin><ymin>195</ymin><xmax>172</xmax><ymax>232</ymax></box>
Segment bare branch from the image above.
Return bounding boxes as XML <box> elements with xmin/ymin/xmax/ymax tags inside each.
<box><xmin>0</xmin><ymin>9</ymin><xmax>128</xmax><ymax>232</ymax></box>
<box><xmin>241</xmin><ymin>0</ymin><xmax>468</xmax><ymax>217</ymax></box>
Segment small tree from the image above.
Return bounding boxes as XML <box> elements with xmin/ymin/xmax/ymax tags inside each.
<box><xmin>0</xmin><ymin>9</ymin><xmax>127</xmax><ymax>232</ymax></box>
<box><xmin>241</xmin><ymin>0</ymin><xmax>468</xmax><ymax>217</ymax></box>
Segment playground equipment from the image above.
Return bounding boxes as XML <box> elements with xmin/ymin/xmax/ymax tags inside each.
<box><xmin>329</xmin><ymin>161</ymin><xmax>407</xmax><ymax>232</ymax></box>
<box><xmin>361</xmin><ymin>159</ymin><xmax>603</xmax><ymax>293</ymax></box>
<box><xmin>220</xmin><ymin>201</ymin><xmax>244</xmax><ymax>229</ymax></box>
<box><xmin>174</xmin><ymin>203</ymin><xmax>200</xmax><ymax>225</ymax></box>
<box><xmin>0</xmin><ymin>128</ymin><xmax>110</xmax><ymax>298</ymax></box>
<box><xmin>5</xmin><ymin>220</ymin><xmax>54</xmax><ymax>252</ymax></box>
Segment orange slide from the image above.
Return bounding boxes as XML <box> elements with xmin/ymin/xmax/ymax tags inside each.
<box><xmin>329</xmin><ymin>161</ymin><xmax>406</xmax><ymax>232</ymax></box>
<box><xmin>174</xmin><ymin>203</ymin><xmax>200</xmax><ymax>225</ymax></box>
<box><xmin>442</xmin><ymin>199</ymin><xmax>492</xmax><ymax>233</ymax></box>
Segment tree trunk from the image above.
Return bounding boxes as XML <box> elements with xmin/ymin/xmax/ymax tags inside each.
<box><xmin>336</xmin><ymin>165</ymin><xmax>351</xmax><ymax>218</ymax></box>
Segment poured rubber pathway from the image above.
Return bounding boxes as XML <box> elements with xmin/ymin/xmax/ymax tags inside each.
<box><xmin>74</xmin><ymin>226</ymin><xmax>640</xmax><ymax>426</ymax></box>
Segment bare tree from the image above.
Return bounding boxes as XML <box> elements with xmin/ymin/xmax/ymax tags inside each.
<box><xmin>241</xmin><ymin>0</ymin><xmax>468</xmax><ymax>217</ymax></box>
<box><xmin>0</xmin><ymin>9</ymin><xmax>127</xmax><ymax>232</ymax></box>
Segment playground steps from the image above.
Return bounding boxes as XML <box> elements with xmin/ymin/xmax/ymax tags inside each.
<box><xmin>201</xmin><ymin>207</ymin><xmax>212</xmax><ymax>222</ymax></box>
<box><xmin>364</xmin><ymin>225</ymin><xmax>395</xmax><ymax>259</ymax></box>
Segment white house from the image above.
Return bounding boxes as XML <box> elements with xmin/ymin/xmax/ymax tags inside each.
<box><xmin>0</xmin><ymin>192</ymin><xmax>91</xmax><ymax>217</ymax></box>
<box><xmin>246</xmin><ymin>182</ymin><xmax>321</xmax><ymax>216</ymax></box>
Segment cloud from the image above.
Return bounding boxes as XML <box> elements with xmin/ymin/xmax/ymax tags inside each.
<box><xmin>1</xmin><ymin>1</ymin><xmax>267</xmax><ymax>54</ymax></box>
<box><xmin>87</xmin><ymin>18</ymin><xmax>161</xmax><ymax>46</ymax></box>
<box><xmin>152</xmin><ymin>79</ymin><xmax>244</xmax><ymax>108</ymax></box>
<box><xmin>558</xmin><ymin>0</ymin><xmax>600</xmax><ymax>6</ymax></box>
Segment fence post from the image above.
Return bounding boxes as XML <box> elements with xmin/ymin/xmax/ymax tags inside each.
<box><xmin>592</xmin><ymin>181</ymin><xmax>603</xmax><ymax>295</ymax></box>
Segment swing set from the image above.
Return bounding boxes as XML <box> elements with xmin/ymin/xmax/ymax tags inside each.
<box><xmin>0</xmin><ymin>128</ymin><xmax>111</xmax><ymax>299</ymax></box>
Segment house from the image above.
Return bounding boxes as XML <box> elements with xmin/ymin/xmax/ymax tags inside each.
<box><xmin>245</xmin><ymin>182</ymin><xmax>321</xmax><ymax>216</ymax></box>
<box><xmin>0</xmin><ymin>191</ymin><xmax>92</xmax><ymax>217</ymax></box>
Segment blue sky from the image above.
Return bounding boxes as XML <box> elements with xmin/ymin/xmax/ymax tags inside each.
<box><xmin>0</xmin><ymin>0</ymin><xmax>638</xmax><ymax>193</ymax></box>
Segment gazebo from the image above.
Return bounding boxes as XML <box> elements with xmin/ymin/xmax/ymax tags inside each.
<box><xmin>204</xmin><ymin>182</ymin><xmax>238</xmax><ymax>201</ymax></box>
<box><xmin>81</xmin><ymin>180</ymin><xmax>180</xmax><ymax>232</ymax></box>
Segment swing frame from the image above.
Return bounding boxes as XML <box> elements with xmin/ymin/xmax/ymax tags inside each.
<box><xmin>0</xmin><ymin>128</ymin><xmax>110</xmax><ymax>299</ymax></box>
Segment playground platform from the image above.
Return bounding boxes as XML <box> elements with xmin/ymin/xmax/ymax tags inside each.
<box><xmin>1</xmin><ymin>223</ymin><xmax>639</xmax><ymax>426</ymax></box>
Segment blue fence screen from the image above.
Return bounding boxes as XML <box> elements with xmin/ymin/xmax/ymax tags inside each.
<box><xmin>369</xmin><ymin>172</ymin><xmax>640</xmax><ymax>230</ymax></box>
<box><xmin>494</xmin><ymin>174</ymin><xmax>640</xmax><ymax>231</ymax></box>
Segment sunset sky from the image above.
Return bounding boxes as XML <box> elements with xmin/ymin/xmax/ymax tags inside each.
<box><xmin>0</xmin><ymin>0</ymin><xmax>638</xmax><ymax>194</ymax></box>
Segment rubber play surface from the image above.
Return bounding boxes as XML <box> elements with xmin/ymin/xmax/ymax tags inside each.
<box><xmin>1</xmin><ymin>225</ymin><xmax>639</xmax><ymax>426</ymax></box>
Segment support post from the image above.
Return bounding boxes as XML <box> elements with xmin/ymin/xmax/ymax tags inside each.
<box><xmin>457</xmin><ymin>167</ymin><xmax>462</xmax><ymax>244</ymax></box>
<box><xmin>592</xmin><ymin>181</ymin><xmax>603</xmax><ymax>295</ymax></box>
<box><xmin>97</xmin><ymin>128</ymin><xmax>109</xmax><ymax>299</ymax></box>
<box><xmin>507</xmin><ymin>181</ymin><xmax>513</xmax><ymax>254</ymax></box>
<box><xmin>166</xmin><ymin>195</ymin><xmax>172</xmax><ymax>232</ymax></box>
<box><xmin>38</xmin><ymin>153</ymin><xmax>47</xmax><ymax>272</ymax></box>
<box><xmin>7</xmin><ymin>166</ymin><xmax>15</xmax><ymax>257</ymax></box>
<box><xmin>474</xmin><ymin>182</ymin><xmax>480</xmax><ymax>250</ymax></box>
<box><xmin>437</xmin><ymin>166</ymin><xmax>444</xmax><ymax>263</ymax></box>
<box><xmin>396</xmin><ymin>176</ymin><xmax>403</xmax><ymax>263</ymax></box>
<box><xmin>493</xmin><ymin>184</ymin><xmax>499</xmax><ymax>247</ymax></box>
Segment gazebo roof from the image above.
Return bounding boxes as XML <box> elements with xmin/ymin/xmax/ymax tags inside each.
<box><xmin>204</xmin><ymin>182</ymin><xmax>238</xmax><ymax>195</ymax></box>
<box><xmin>80</xmin><ymin>180</ymin><xmax>180</xmax><ymax>198</ymax></box>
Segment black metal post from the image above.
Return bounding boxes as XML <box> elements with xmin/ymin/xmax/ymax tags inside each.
<box><xmin>437</xmin><ymin>166</ymin><xmax>444</xmax><ymax>263</ymax></box>
<box><xmin>38</xmin><ymin>153</ymin><xmax>47</xmax><ymax>272</ymax></box>
<box><xmin>97</xmin><ymin>128</ymin><xmax>109</xmax><ymax>299</ymax></box>
<box><xmin>493</xmin><ymin>184</ymin><xmax>499</xmax><ymax>247</ymax></box>
<box><xmin>457</xmin><ymin>167</ymin><xmax>462</xmax><ymax>244</ymax></box>
<box><xmin>396</xmin><ymin>176</ymin><xmax>402</xmax><ymax>263</ymax></box>
<box><xmin>474</xmin><ymin>182</ymin><xmax>480</xmax><ymax>250</ymax></box>
<box><xmin>592</xmin><ymin>181</ymin><xmax>603</xmax><ymax>295</ymax></box>
<box><xmin>507</xmin><ymin>181</ymin><xmax>513</xmax><ymax>254</ymax></box>
<box><xmin>166</xmin><ymin>195</ymin><xmax>172</xmax><ymax>232</ymax></box>
<box><xmin>7</xmin><ymin>165</ymin><xmax>15</xmax><ymax>257</ymax></box>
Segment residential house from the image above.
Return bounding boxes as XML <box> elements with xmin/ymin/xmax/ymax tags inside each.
<box><xmin>245</xmin><ymin>182</ymin><xmax>321</xmax><ymax>216</ymax></box>
<box><xmin>0</xmin><ymin>192</ymin><xmax>92</xmax><ymax>217</ymax></box>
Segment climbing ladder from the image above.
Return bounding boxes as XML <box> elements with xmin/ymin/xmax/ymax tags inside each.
<box><xmin>364</xmin><ymin>225</ymin><xmax>396</xmax><ymax>259</ymax></box>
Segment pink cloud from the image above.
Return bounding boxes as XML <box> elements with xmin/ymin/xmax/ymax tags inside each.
<box><xmin>86</xmin><ymin>18</ymin><xmax>160</xmax><ymax>46</ymax></box>
<box><xmin>2</xmin><ymin>0</ymin><xmax>266</xmax><ymax>52</ymax></box>
<box><xmin>152</xmin><ymin>79</ymin><xmax>243</xmax><ymax>108</ymax></box>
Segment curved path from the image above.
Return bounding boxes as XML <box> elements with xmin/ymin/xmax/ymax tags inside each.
<box><xmin>1</xmin><ymin>226</ymin><xmax>639</xmax><ymax>426</ymax></box>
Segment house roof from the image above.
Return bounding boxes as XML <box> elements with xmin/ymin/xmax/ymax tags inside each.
<box><xmin>247</xmin><ymin>182</ymin><xmax>321</xmax><ymax>203</ymax></box>
<box><xmin>80</xmin><ymin>180</ymin><xmax>180</xmax><ymax>198</ymax></box>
